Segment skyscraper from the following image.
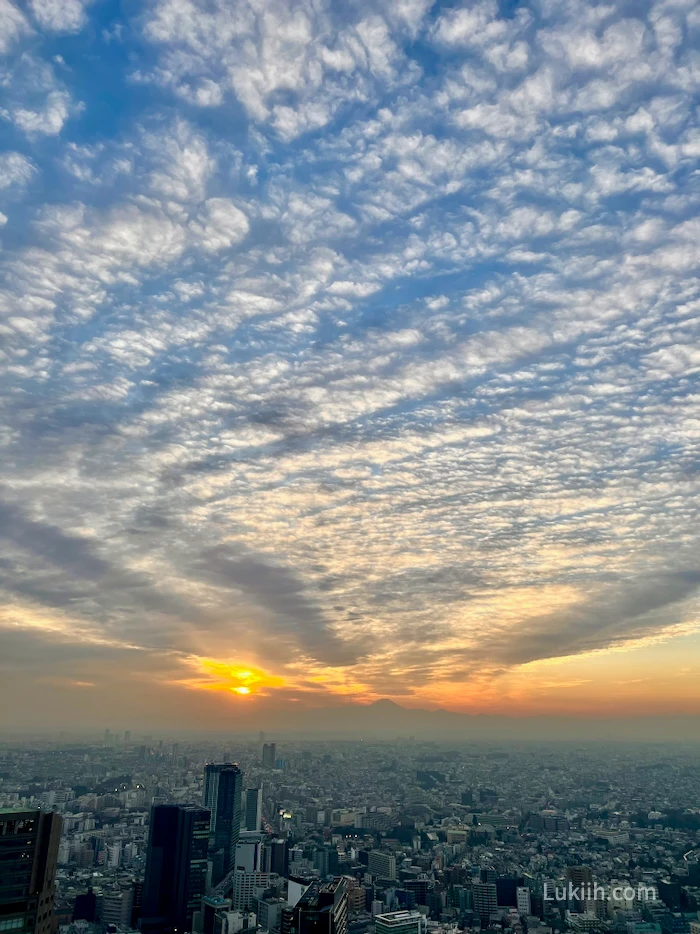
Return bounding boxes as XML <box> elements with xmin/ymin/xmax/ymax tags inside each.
<box><xmin>141</xmin><ymin>804</ymin><xmax>210</xmax><ymax>934</ymax></box>
<box><xmin>282</xmin><ymin>879</ymin><xmax>348</xmax><ymax>934</ymax></box>
<box><xmin>0</xmin><ymin>808</ymin><xmax>62</xmax><ymax>934</ymax></box>
<box><xmin>244</xmin><ymin>787</ymin><xmax>262</xmax><ymax>832</ymax></box>
<box><xmin>270</xmin><ymin>839</ymin><xmax>287</xmax><ymax>876</ymax></box>
<box><xmin>262</xmin><ymin>743</ymin><xmax>276</xmax><ymax>768</ymax></box>
<box><xmin>203</xmin><ymin>763</ymin><xmax>243</xmax><ymax>887</ymax></box>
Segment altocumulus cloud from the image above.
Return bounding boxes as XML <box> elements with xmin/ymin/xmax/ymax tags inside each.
<box><xmin>0</xmin><ymin>0</ymin><xmax>699</xmax><ymax>718</ymax></box>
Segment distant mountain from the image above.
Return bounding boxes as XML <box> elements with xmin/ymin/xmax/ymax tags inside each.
<box><xmin>252</xmin><ymin>698</ymin><xmax>700</xmax><ymax>742</ymax></box>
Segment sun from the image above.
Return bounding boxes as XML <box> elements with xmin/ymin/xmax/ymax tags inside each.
<box><xmin>232</xmin><ymin>685</ymin><xmax>251</xmax><ymax>695</ymax></box>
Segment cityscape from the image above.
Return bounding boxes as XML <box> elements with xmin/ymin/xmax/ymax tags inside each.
<box><xmin>3</xmin><ymin>736</ymin><xmax>700</xmax><ymax>934</ymax></box>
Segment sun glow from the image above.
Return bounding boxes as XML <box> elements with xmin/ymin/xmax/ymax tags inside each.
<box><xmin>173</xmin><ymin>657</ymin><xmax>286</xmax><ymax>697</ymax></box>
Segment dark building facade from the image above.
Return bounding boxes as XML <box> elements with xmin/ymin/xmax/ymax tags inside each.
<box><xmin>141</xmin><ymin>804</ymin><xmax>210</xmax><ymax>934</ymax></box>
<box><xmin>203</xmin><ymin>763</ymin><xmax>243</xmax><ymax>887</ymax></box>
<box><xmin>262</xmin><ymin>744</ymin><xmax>277</xmax><ymax>769</ymax></box>
<box><xmin>0</xmin><ymin>808</ymin><xmax>62</xmax><ymax>934</ymax></box>
<box><xmin>270</xmin><ymin>839</ymin><xmax>288</xmax><ymax>876</ymax></box>
<box><xmin>283</xmin><ymin>879</ymin><xmax>348</xmax><ymax>934</ymax></box>
<box><xmin>244</xmin><ymin>788</ymin><xmax>262</xmax><ymax>833</ymax></box>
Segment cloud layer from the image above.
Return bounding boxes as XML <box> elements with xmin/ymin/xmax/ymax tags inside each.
<box><xmin>1</xmin><ymin>0</ymin><xmax>699</xmax><ymax>725</ymax></box>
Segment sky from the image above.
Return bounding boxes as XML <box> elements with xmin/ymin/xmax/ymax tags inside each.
<box><xmin>1</xmin><ymin>0</ymin><xmax>699</xmax><ymax>732</ymax></box>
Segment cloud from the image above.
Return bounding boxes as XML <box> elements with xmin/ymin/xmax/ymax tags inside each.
<box><xmin>1</xmin><ymin>0</ymin><xmax>700</xmax><ymax>723</ymax></box>
<box><xmin>467</xmin><ymin>570</ymin><xmax>700</xmax><ymax>667</ymax></box>
<box><xmin>0</xmin><ymin>152</ymin><xmax>35</xmax><ymax>189</ymax></box>
<box><xmin>141</xmin><ymin>0</ymin><xmax>419</xmax><ymax>140</ymax></box>
<box><xmin>191</xmin><ymin>198</ymin><xmax>250</xmax><ymax>251</ymax></box>
<box><xmin>193</xmin><ymin>545</ymin><xmax>360</xmax><ymax>666</ymax></box>
<box><xmin>0</xmin><ymin>0</ymin><xmax>31</xmax><ymax>54</ymax></box>
<box><xmin>28</xmin><ymin>0</ymin><xmax>90</xmax><ymax>32</ymax></box>
<box><xmin>12</xmin><ymin>89</ymin><xmax>74</xmax><ymax>135</ymax></box>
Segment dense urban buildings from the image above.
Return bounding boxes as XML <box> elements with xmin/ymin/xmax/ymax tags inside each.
<box><xmin>3</xmin><ymin>737</ymin><xmax>700</xmax><ymax>934</ymax></box>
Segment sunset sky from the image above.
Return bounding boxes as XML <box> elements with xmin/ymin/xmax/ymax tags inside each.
<box><xmin>1</xmin><ymin>0</ymin><xmax>699</xmax><ymax>731</ymax></box>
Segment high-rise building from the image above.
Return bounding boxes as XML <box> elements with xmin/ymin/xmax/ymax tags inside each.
<box><xmin>203</xmin><ymin>763</ymin><xmax>243</xmax><ymax>887</ymax></box>
<box><xmin>472</xmin><ymin>883</ymin><xmax>498</xmax><ymax>924</ymax></box>
<box><xmin>244</xmin><ymin>788</ymin><xmax>262</xmax><ymax>832</ymax></box>
<box><xmin>262</xmin><ymin>744</ymin><xmax>276</xmax><ymax>769</ymax></box>
<box><xmin>516</xmin><ymin>887</ymin><xmax>532</xmax><ymax>916</ymax></box>
<box><xmin>314</xmin><ymin>846</ymin><xmax>339</xmax><ymax>878</ymax></box>
<box><xmin>141</xmin><ymin>804</ymin><xmax>210</xmax><ymax>934</ymax></box>
<box><xmin>0</xmin><ymin>808</ymin><xmax>62</xmax><ymax>934</ymax></box>
<box><xmin>404</xmin><ymin>879</ymin><xmax>430</xmax><ymax>906</ymax></box>
<box><xmin>368</xmin><ymin>851</ymin><xmax>396</xmax><ymax>881</ymax></box>
<box><xmin>101</xmin><ymin>883</ymin><xmax>134</xmax><ymax>926</ymax></box>
<box><xmin>270</xmin><ymin>839</ymin><xmax>287</xmax><ymax>876</ymax></box>
<box><xmin>234</xmin><ymin>832</ymin><xmax>264</xmax><ymax>873</ymax></box>
<box><xmin>374</xmin><ymin>911</ymin><xmax>425</xmax><ymax>934</ymax></box>
<box><xmin>196</xmin><ymin>895</ymin><xmax>231</xmax><ymax>934</ymax></box>
<box><xmin>124</xmin><ymin>730</ymin><xmax>131</xmax><ymax>743</ymax></box>
<box><xmin>231</xmin><ymin>869</ymin><xmax>270</xmax><ymax>911</ymax></box>
<box><xmin>496</xmin><ymin>877</ymin><xmax>524</xmax><ymax>907</ymax></box>
<box><xmin>254</xmin><ymin>895</ymin><xmax>287</xmax><ymax>931</ymax></box>
<box><xmin>283</xmin><ymin>879</ymin><xmax>348</xmax><ymax>934</ymax></box>
<box><xmin>72</xmin><ymin>888</ymin><xmax>97</xmax><ymax>923</ymax></box>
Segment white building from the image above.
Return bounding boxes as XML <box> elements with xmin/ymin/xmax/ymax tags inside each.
<box><xmin>516</xmin><ymin>887</ymin><xmax>531</xmax><ymax>915</ymax></box>
<box><xmin>368</xmin><ymin>851</ymin><xmax>397</xmax><ymax>881</ymax></box>
<box><xmin>232</xmin><ymin>870</ymin><xmax>270</xmax><ymax>911</ymax></box>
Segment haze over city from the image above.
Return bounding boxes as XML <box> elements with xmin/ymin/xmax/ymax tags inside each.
<box><xmin>1</xmin><ymin>0</ymin><xmax>700</xmax><ymax>735</ymax></box>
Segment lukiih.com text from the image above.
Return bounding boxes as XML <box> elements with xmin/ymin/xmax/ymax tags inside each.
<box><xmin>544</xmin><ymin>883</ymin><xmax>658</xmax><ymax>902</ymax></box>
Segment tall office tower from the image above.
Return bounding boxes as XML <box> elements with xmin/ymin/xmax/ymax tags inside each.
<box><xmin>0</xmin><ymin>808</ymin><xmax>62</xmax><ymax>934</ymax></box>
<box><xmin>270</xmin><ymin>839</ymin><xmax>287</xmax><ymax>876</ymax></box>
<box><xmin>141</xmin><ymin>804</ymin><xmax>210</xmax><ymax>934</ymax></box>
<box><xmin>374</xmin><ymin>911</ymin><xmax>425</xmax><ymax>934</ymax></box>
<box><xmin>124</xmin><ymin>730</ymin><xmax>131</xmax><ymax>743</ymax></box>
<box><xmin>262</xmin><ymin>743</ymin><xmax>276</xmax><ymax>768</ymax></box>
<box><xmin>472</xmin><ymin>883</ymin><xmax>498</xmax><ymax>925</ymax></box>
<box><xmin>283</xmin><ymin>880</ymin><xmax>348</xmax><ymax>934</ymax></box>
<box><xmin>244</xmin><ymin>788</ymin><xmax>263</xmax><ymax>832</ymax></box>
<box><xmin>203</xmin><ymin>763</ymin><xmax>243</xmax><ymax>887</ymax></box>
<box><xmin>104</xmin><ymin>729</ymin><xmax>111</xmax><ymax>744</ymax></box>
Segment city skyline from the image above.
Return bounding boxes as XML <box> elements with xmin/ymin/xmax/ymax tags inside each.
<box><xmin>1</xmin><ymin>0</ymin><xmax>700</xmax><ymax>729</ymax></box>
